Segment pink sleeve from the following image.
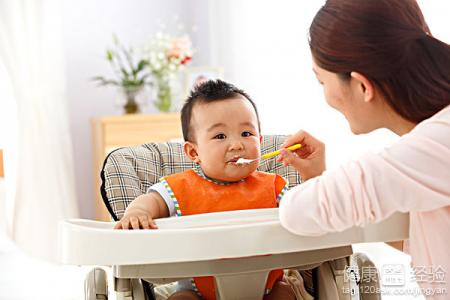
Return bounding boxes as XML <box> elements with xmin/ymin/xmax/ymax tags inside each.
<box><xmin>279</xmin><ymin>107</ymin><xmax>450</xmax><ymax>236</ymax></box>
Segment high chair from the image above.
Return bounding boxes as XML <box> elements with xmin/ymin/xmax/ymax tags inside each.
<box><xmin>59</xmin><ymin>135</ymin><xmax>409</xmax><ymax>300</ymax></box>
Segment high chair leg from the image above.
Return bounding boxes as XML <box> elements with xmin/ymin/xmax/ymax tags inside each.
<box><xmin>85</xmin><ymin>267</ymin><xmax>108</xmax><ymax>300</ymax></box>
<box><xmin>316</xmin><ymin>258</ymin><xmax>355</xmax><ymax>300</ymax></box>
<box><xmin>115</xmin><ymin>278</ymin><xmax>132</xmax><ymax>300</ymax></box>
<box><xmin>352</xmin><ymin>253</ymin><xmax>381</xmax><ymax>300</ymax></box>
<box><xmin>114</xmin><ymin>277</ymin><xmax>148</xmax><ymax>300</ymax></box>
<box><xmin>214</xmin><ymin>271</ymin><xmax>268</xmax><ymax>300</ymax></box>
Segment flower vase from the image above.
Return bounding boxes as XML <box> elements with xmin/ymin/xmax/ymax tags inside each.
<box><xmin>124</xmin><ymin>96</ymin><xmax>139</xmax><ymax>114</ymax></box>
<box><xmin>154</xmin><ymin>75</ymin><xmax>173</xmax><ymax>112</ymax></box>
<box><xmin>123</xmin><ymin>87</ymin><xmax>142</xmax><ymax>114</ymax></box>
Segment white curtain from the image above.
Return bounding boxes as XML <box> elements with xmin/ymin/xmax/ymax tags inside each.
<box><xmin>0</xmin><ymin>0</ymin><xmax>79</xmax><ymax>262</ymax></box>
<box><xmin>0</xmin><ymin>62</ymin><xmax>15</xmax><ymax>247</ymax></box>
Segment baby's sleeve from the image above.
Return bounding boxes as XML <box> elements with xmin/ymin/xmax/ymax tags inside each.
<box><xmin>148</xmin><ymin>182</ymin><xmax>176</xmax><ymax>217</ymax></box>
<box><xmin>274</xmin><ymin>174</ymin><xmax>289</xmax><ymax>205</ymax></box>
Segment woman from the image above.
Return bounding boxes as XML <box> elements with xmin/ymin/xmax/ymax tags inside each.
<box><xmin>278</xmin><ymin>0</ymin><xmax>450</xmax><ymax>297</ymax></box>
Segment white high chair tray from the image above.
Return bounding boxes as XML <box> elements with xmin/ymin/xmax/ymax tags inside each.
<box><xmin>59</xmin><ymin>208</ymin><xmax>408</xmax><ymax>266</ymax></box>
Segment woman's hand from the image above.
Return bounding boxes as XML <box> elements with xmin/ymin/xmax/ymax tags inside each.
<box><xmin>277</xmin><ymin>130</ymin><xmax>326</xmax><ymax>181</ymax></box>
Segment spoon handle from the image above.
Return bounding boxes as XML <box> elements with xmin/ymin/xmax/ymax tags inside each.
<box><xmin>261</xmin><ymin>144</ymin><xmax>302</xmax><ymax>159</ymax></box>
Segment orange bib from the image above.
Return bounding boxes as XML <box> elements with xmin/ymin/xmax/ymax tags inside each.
<box><xmin>163</xmin><ymin>169</ymin><xmax>287</xmax><ymax>300</ymax></box>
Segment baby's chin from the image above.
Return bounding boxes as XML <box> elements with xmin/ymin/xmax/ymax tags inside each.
<box><xmin>208</xmin><ymin>168</ymin><xmax>256</xmax><ymax>183</ymax></box>
<box><xmin>222</xmin><ymin>169</ymin><xmax>257</xmax><ymax>182</ymax></box>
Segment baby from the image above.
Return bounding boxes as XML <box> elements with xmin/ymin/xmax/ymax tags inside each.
<box><xmin>115</xmin><ymin>80</ymin><xmax>294</xmax><ymax>300</ymax></box>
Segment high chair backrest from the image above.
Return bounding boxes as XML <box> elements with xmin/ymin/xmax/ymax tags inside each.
<box><xmin>100</xmin><ymin>135</ymin><xmax>302</xmax><ymax>221</ymax></box>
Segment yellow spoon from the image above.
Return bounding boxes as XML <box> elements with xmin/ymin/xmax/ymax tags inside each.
<box><xmin>235</xmin><ymin>144</ymin><xmax>302</xmax><ymax>165</ymax></box>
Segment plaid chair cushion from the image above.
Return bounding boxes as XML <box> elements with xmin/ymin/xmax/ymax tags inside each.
<box><xmin>100</xmin><ymin>135</ymin><xmax>302</xmax><ymax>220</ymax></box>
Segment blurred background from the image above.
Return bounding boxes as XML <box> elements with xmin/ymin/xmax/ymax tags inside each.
<box><xmin>0</xmin><ymin>0</ymin><xmax>448</xmax><ymax>299</ymax></box>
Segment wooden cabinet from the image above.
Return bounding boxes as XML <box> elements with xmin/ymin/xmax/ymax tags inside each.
<box><xmin>91</xmin><ymin>113</ymin><xmax>182</xmax><ymax>221</ymax></box>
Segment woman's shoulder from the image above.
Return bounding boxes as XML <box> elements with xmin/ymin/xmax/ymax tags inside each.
<box><xmin>407</xmin><ymin>104</ymin><xmax>450</xmax><ymax>148</ymax></box>
<box><xmin>376</xmin><ymin>104</ymin><xmax>450</xmax><ymax>182</ymax></box>
<box><xmin>433</xmin><ymin>104</ymin><xmax>450</xmax><ymax>118</ymax></box>
<box><xmin>415</xmin><ymin>104</ymin><xmax>450</xmax><ymax>127</ymax></box>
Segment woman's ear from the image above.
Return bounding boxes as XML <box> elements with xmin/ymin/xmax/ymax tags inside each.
<box><xmin>184</xmin><ymin>142</ymin><xmax>200</xmax><ymax>163</ymax></box>
<box><xmin>350</xmin><ymin>72</ymin><xmax>374</xmax><ymax>103</ymax></box>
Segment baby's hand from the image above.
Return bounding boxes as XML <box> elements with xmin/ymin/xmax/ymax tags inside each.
<box><xmin>114</xmin><ymin>208</ymin><xmax>158</xmax><ymax>230</ymax></box>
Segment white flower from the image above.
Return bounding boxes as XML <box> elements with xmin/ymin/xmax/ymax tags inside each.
<box><xmin>145</xmin><ymin>32</ymin><xmax>193</xmax><ymax>76</ymax></box>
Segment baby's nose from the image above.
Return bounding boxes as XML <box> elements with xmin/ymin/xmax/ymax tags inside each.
<box><xmin>229</xmin><ymin>140</ymin><xmax>244</xmax><ymax>151</ymax></box>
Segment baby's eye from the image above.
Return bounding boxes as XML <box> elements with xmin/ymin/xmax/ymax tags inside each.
<box><xmin>214</xmin><ymin>133</ymin><xmax>226</xmax><ymax>139</ymax></box>
<box><xmin>242</xmin><ymin>131</ymin><xmax>253</xmax><ymax>137</ymax></box>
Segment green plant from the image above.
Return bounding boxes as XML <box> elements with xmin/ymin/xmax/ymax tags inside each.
<box><xmin>93</xmin><ymin>36</ymin><xmax>152</xmax><ymax>113</ymax></box>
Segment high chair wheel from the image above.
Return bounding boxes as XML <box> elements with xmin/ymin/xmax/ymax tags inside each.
<box><xmin>85</xmin><ymin>267</ymin><xmax>108</xmax><ymax>300</ymax></box>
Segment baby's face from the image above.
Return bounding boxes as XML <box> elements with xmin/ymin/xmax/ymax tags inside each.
<box><xmin>187</xmin><ymin>97</ymin><xmax>261</xmax><ymax>182</ymax></box>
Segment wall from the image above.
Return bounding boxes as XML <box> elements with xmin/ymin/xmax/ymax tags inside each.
<box><xmin>62</xmin><ymin>0</ymin><xmax>449</xmax><ymax>219</ymax></box>
<box><xmin>209</xmin><ymin>0</ymin><xmax>450</xmax><ymax>170</ymax></box>
<box><xmin>62</xmin><ymin>0</ymin><xmax>211</xmax><ymax>218</ymax></box>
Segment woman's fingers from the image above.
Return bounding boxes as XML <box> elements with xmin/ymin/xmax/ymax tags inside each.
<box><xmin>281</xmin><ymin>130</ymin><xmax>308</xmax><ymax>147</ymax></box>
<box><xmin>282</xmin><ymin>130</ymin><xmax>324</xmax><ymax>152</ymax></box>
<box><xmin>279</xmin><ymin>149</ymin><xmax>304</xmax><ymax>169</ymax></box>
<box><xmin>279</xmin><ymin>148</ymin><xmax>325</xmax><ymax>180</ymax></box>
<box><xmin>293</xmin><ymin>144</ymin><xmax>313</xmax><ymax>158</ymax></box>
<box><xmin>278</xmin><ymin>130</ymin><xmax>326</xmax><ymax>181</ymax></box>
<box><xmin>277</xmin><ymin>145</ymin><xmax>311</xmax><ymax>163</ymax></box>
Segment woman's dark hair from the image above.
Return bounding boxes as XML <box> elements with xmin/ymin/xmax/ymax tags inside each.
<box><xmin>309</xmin><ymin>0</ymin><xmax>450</xmax><ymax>123</ymax></box>
<box><xmin>181</xmin><ymin>79</ymin><xmax>261</xmax><ymax>141</ymax></box>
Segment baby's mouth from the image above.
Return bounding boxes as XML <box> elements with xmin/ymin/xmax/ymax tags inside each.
<box><xmin>228</xmin><ymin>156</ymin><xmax>243</xmax><ymax>163</ymax></box>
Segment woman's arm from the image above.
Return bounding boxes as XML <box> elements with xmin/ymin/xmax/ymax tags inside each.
<box><xmin>279</xmin><ymin>108</ymin><xmax>450</xmax><ymax>236</ymax></box>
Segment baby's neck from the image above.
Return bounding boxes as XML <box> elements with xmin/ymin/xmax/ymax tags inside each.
<box><xmin>193</xmin><ymin>166</ymin><xmax>246</xmax><ymax>185</ymax></box>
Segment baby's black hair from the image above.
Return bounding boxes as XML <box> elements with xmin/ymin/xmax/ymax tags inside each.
<box><xmin>181</xmin><ymin>79</ymin><xmax>260</xmax><ymax>141</ymax></box>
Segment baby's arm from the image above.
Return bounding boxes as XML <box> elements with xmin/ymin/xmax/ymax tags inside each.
<box><xmin>114</xmin><ymin>191</ymin><xmax>169</xmax><ymax>230</ymax></box>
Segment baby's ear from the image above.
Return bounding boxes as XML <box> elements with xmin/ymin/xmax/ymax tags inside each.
<box><xmin>184</xmin><ymin>142</ymin><xmax>200</xmax><ymax>163</ymax></box>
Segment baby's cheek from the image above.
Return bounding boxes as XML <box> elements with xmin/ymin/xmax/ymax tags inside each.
<box><xmin>253</xmin><ymin>146</ymin><xmax>261</xmax><ymax>157</ymax></box>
